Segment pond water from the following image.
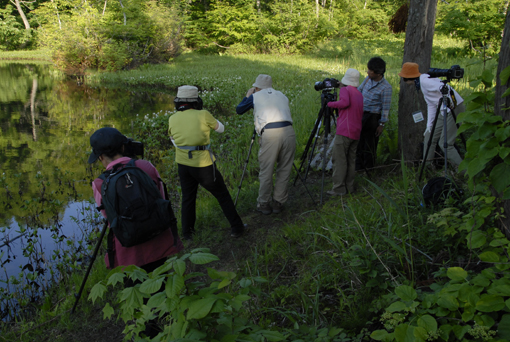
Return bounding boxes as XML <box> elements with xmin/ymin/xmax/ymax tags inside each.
<box><xmin>0</xmin><ymin>61</ymin><xmax>175</xmax><ymax>319</ymax></box>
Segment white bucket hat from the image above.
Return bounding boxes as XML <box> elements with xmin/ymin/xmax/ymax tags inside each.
<box><xmin>253</xmin><ymin>74</ymin><xmax>272</xmax><ymax>89</ymax></box>
<box><xmin>176</xmin><ymin>85</ymin><xmax>199</xmax><ymax>102</ymax></box>
<box><xmin>341</xmin><ymin>68</ymin><xmax>361</xmax><ymax>87</ymax></box>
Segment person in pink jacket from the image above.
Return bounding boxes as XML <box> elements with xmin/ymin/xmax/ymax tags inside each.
<box><xmin>89</xmin><ymin>127</ymin><xmax>183</xmax><ymax>271</ymax></box>
<box><xmin>326</xmin><ymin>68</ymin><xmax>364</xmax><ymax>196</ymax></box>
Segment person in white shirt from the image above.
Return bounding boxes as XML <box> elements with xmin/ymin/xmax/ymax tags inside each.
<box><xmin>236</xmin><ymin>74</ymin><xmax>296</xmax><ymax>215</ymax></box>
<box><xmin>398</xmin><ymin>62</ymin><xmax>465</xmax><ymax>169</ymax></box>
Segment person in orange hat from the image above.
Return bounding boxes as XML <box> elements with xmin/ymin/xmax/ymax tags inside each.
<box><xmin>398</xmin><ymin>62</ymin><xmax>464</xmax><ymax>169</ymax></box>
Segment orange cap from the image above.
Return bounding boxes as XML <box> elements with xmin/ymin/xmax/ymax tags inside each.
<box><xmin>398</xmin><ymin>62</ymin><xmax>421</xmax><ymax>78</ymax></box>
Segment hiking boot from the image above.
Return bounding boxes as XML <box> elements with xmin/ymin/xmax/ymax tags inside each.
<box><xmin>272</xmin><ymin>201</ymin><xmax>284</xmax><ymax>213</ymax></box>
<box><xmin>327</xmin><ymin>190</ymin><xmax>347</xmax><ymax>196</ymax></box>
<box><xmin>231</xmin><ymin>224</ymin><xmax>248</xmax><ymax>238</ymax></box>
<box><xmin>256</xmin><ymin>202</ymin><xmax>272</xmax><ymax>215</ymax></box>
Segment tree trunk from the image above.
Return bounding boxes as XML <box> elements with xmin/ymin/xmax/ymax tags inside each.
<box><xmin>398</xmin><ymin>0</ymin><xmax>438</xmax><ymax>163</ymax></box>
<box><xmin>495</xmin><ymin>9</ymin><xmax>510</xmax><ymax>238</ymax></box>
<box><xmin>495</xmin><ymin>9</ymin><xmax>510</xmax><ymax>121</ymax></box>
<box><xmin>14</xmin><ymin>0</ymin><xmax>30</xmax><ymax>30</ymax></box>
<box><xmin>30</xmin><ymin>78</ymin><xmax>38</xmax><ymax>141</ymax></box>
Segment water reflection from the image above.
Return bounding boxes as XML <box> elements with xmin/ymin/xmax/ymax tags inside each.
<box><xmin>0</xmin><ymin>61</ymin><xmax>175</xmax><ymax>318</ymax></box>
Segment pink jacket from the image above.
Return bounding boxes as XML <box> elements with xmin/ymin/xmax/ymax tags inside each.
<box><xmin>327</xmin><ymin>86</ymin><xmax>364</xmax><ymax>140</ymax></box>
<box><xmin>92</xmin><ymin>157</ymin><xmax>183</xmax><ymax>269</ymax></box>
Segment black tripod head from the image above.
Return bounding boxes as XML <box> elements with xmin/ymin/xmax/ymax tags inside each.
<box><xmin>319</xmin><ymin>88</ymin><xmax>338</xmax><ymax>136</ymax></box>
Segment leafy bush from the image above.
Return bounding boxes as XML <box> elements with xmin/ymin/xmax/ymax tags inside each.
<box><xmin>0</xmin><ymin>4</ymin><xmax>34</xmax><ymax>51</ymax></box>
<box><xmin>89</xmin><ymin>248</ymin><xmax>347</xmax><ymax>341</ymax></box>
<box><xmin>35</xmin><ymin>0</ymin><xmax>181</xmax><ymax>73</ymax></box>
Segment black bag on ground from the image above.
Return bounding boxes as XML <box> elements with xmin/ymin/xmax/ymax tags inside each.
<box><xmin>99</xmin><ymin>159</ymin><xmax>174</xmax><ymax>247</ymax></box>
<box><xmin>422</xmin><ymin>176</ymin><xmax>463</xmax><ymax>206</ymax></box>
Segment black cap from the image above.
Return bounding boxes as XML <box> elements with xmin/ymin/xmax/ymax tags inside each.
<box><xmin>88</xmin><ymin>127</ymin><xmax>127</xmax><ymax>164</ymax></box>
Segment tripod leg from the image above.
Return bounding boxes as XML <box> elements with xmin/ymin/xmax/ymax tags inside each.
<box><xmin>419</xmin><ymin>98</ymin><xmax>443</xmax><ymax>182</ymax></box>
<box><xmin>303</xmin><ymin>121</ymin><xmax>323</xmax><ymax>182</ymax></box>
<box><xmin>234</xmin><ymin>129</ymin><xmax>256</xmax><ymax>207</ymax></box>
<box><xmin>71</xmin><ymin>220</ymin><xmax>108</xmax><ymax>314</ymax></box>
<box><xmin>292</xmin><ymin>163</ymin><xmax>317</xmax><ymax>206</ymax></box>
<box><xmin>293</xmin><ymin>109</ymin><xmax>324</xmax><ymax>186</ymax></box>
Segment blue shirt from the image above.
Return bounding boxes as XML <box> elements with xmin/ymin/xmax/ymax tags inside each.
<box><xmin>358</xmin><ymin>76</ymin><xmax>393</xmax><ymax>123</ymax></box>
<box><xmin>236</xmin><ymin>95</ymin><xmax>254</xmax><ymax>114</ymax></box>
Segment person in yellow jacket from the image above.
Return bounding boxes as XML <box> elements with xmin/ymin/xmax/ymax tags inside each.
<box><xmin>168</xmin><ymin>86</ymin><xmax>246</xmax><ymax>240</ymax></box>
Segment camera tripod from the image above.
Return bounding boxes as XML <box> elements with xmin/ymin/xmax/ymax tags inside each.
<box><xmin>234</xmin><ymin>129</ymin><xmax>316</xmax><ymax>207</ymax></box>
<box><xmin>293</xmin><ymin>88</ymin><xmax>338</xmax><ymax>204</ymax></box>
<box><xmin>418</xmin><ymin>79</ymin><xmax>466</xmax><ymax>182</ymax></box>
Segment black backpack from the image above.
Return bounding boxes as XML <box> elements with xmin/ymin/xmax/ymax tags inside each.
<box><xmin>422</xmin><ymin>176</ymin><xmax>463</xmax><ymax>206</ymax></box>
<box><xmin>98</xmin><ymin>159</ymin><xmax>176</xmax><ymax>247</ymax></box>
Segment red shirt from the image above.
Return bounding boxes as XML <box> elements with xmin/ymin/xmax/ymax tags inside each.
<box><xmin>327</xmin><ymin>86</ymin><xmax>364</xmax><ymax>140</ymax></box>
<box><xmin>92</xmin><ymin>157</ymin><xmax>183</xmax><ymax>268</ymax></box>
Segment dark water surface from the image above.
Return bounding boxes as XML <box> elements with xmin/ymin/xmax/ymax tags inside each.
<box><xmin>0</xmin><ymin>61</ymin><xmax>174</xmax><ymax>318</ymax></box>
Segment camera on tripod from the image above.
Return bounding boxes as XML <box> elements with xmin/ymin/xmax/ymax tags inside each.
<box><xmin>314</xmin><ymin>78</ymin><xmax>340</xmax><ymax>91</ymax></box>
<box><xmin>428</xmin><ymin>65</ymin><xmax>464</xmax><ymax>80</ymax></box>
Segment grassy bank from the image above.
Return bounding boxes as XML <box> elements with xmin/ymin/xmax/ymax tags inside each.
<box><xmin>0</xmin><ymin>49</ymin><xmax>52</xmax><ymax>62</ymax></box>
<box><xmin>3</xmin><ymin>37</ymin><xmax>505</xmax><ymax>341</ymax></box>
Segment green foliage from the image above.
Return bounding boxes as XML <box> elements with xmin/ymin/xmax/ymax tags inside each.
<box><xmin>35</xmin><ymin>0</ymin><xmax>182</xmax><ymax>73</ymax></box>
<box><xmin>436</xmin><ymin>0</ymin><xmax>506</xmax><ymax>57</ymax></box>
<box><xmin>370</xmin><ymin>63</ymin><xmax>510</xmax><ymax>342</ymax></box>
<box><xmin>90</xmin><ymin>248</ymin><xmax>347</xmax><ymax>341</ymax></box>
<box><xmin>0</xmin><ymin>4</ymin><xmax>34</xmax><ymax>51</ymax></box>
<box><xmin>457</xmin><ymin>66</ymin><xmax>510</xmax><ymax>200</ymax></box>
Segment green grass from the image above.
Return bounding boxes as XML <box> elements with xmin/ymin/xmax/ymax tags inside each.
<box><xmin>3</xmin><ymin>36</ymin><xmax>495</xmax><ymax>341</ymax></box>
<box><xmin>0</xmin><ymin>49</ymin><xmax>52</xmax><ymax>62</ymax></box>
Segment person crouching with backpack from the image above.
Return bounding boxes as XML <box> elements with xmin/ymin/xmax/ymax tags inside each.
<box><xmin>89</xmin><ymin>127</ymin><xmax>183</xmax><ymax>270</ymax></box>
<box><xmin>89</xmin><ymin>127</ymin><xmax>183</xmax><ymax>338</ymax></box>
<box><xmin>168</xmin><ymin>85</ymin><xmax>246</xmax><ymax>240</ymax></box>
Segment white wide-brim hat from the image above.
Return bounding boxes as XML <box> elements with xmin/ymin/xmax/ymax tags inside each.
<box><xmin>253</xmin><ymin>74</ymin><xmax>272</xmax><ymax>89</ymax></box>
<box><xmin>341</xmin><ymin>68</ymin><xmax>361</xmax><ymax>87</ymax></box>
<box><xmin>175</xmin><ymin>85</ymin><xmax>199</xmax><ymax>102</ymax></box>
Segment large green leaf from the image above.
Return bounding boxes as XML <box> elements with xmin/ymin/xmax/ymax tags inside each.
<box><xmin>259</xmin><ymin>330</ymin><xmax>286</xmax><ymax>341</ymax></box>
<box><xmin>447</xmin><ymin>267</ymin><xmax>468</xmax><ymax>282</ymax></box>
<box><xmin>147</xmin><ymin>292</ymin><xmax>166</xmax><ymax>309</ymax></box>
<box><xmin>166</xmin><ymin>274</ymin><xmax>185</xmax><ymax>298</ymax></box>
<box><xmin>396</xmin><ymin>285</ymin><xmax>417</xmax><ymax>301</ymax></box>
<box><xmin>467</xmin><ymin>230</ymin><xmax>486</xmax><ymax>249</ymax></box>
<box><xmin>120</xmin><ymin>286</ymin><xmax>145</xmax><ymax>309</ymax></box>
<box><xmin>387</xmin><ymin>301</ymin><xmax>407</xmax><ymax>313</ymax></box>
<box><xmin>500</xmin><ymin>65</ymin><xmax>510</xmax><ymax>84</ymax></box>
<box><xmin>189</xmin><ymin>252</ymin><xmax>220</xmax><ymax>265</ymax></box>
<box><xmin>417</xmin><ymin>315</ymin><xmax>437</xmax><ymax>332</ymax></box>
<box><xmin>478</xmin><ymin>251</ymin><xmax>500</xmax><ymax>262</ymax></box>
<box><xmin>102</xmin><ymin>303</ymin><xmax>114</xmax><ymax>319</ymax></box>
<box><xmin>500</xmin><ymin>314</ymin><xmax>510</xmax><ymax>340</ymax></box>
<box><xmin>462</xmin><ymin>302</ymin><xmax>475</xmax><ymax>322</ymax></box>
<box><xmin>107</xmin><ymin>272</ymin><xmax>126</xmax><ymax>286</ymax></box>
<box><xmin>174</xmin><ymin>259</ymin><xmax>186</xmax><ymax>276</ymax></box>
<box><xmin>476</xmin><ymin>294</ymin><xmax>505</xmax><ymax>312</ymax></box>
<box><xmin>88</xmin><ymin>283</ymin><xmax>107</xmax><ymax>304</ymax></box>
<box><xmin>490</xmin><ymin>163</ymin><xmax>510</xmax><ymax>192</ymax></box>
<box><xmin>488</xmin><ymin>285</ymin><xmax>510</xmax><ymax>296</ymax></box>
<box><xmin>139</xmin><ymin>276</ymin><xmax>165</xmax><ymax>294</ymax></box>
<box><xmin>187</xmin><ymin>296</ymin><xmax>217</xmax><ymax>320</ymax></box>
<box><xmin>394</xmin><ymin>323</ymin><xmax>415</xmax><ymax>342</ymax></box>
<box><xmin>437</xmin><ymin>294</ymin><xmax>459</xmax><ymax>311</ymax></box>
<box><xmin>371</xmin><ymin>330</ymin><xmax>390</xmax><ymax>341</ymax></box>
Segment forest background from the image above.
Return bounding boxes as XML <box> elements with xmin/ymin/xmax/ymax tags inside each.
<box><xmin>2</xmin><ymin>0</ymin><xmax>510</xmax><ymax>342</ymax></box>
<box><xmin>0</xmin><ymin>0</ymin><xmax>506</xmax><ymax>70</ymax></box>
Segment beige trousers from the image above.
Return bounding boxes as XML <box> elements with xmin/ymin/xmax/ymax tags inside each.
<box><xmin>258</xmin><ymin>125</ymin><xmax>296</xmax><ymax>204</ymax></box>
<box><xmin>423</xmin><ymin>103</ymin><xmax>465</xmax><ymax>168</ymax></box>
<box><xmin>331</xmin><ymin>135</ymin><xmax>358</xmax><ymax>194</ymax></box>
